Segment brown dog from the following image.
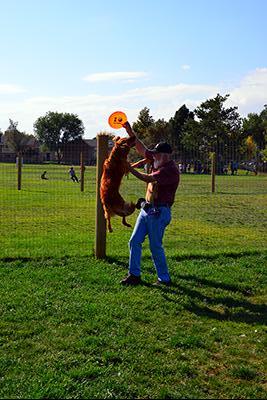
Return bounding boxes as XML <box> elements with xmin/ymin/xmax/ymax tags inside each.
<box><xmin>100</xmin><ymin>135</ymin><xmax>137</xmax><ymax>232</ymax></box>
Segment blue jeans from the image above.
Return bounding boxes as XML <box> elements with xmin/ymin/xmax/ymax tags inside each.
<box><xmin>129</xmin><ymin>206</ymin><xmax>171</xmax><ymax>282</ymax></box>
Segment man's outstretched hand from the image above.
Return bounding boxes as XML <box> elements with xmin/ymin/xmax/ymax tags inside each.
<box><xmin>123</xmin><ymin>121</ymin><xmax>135</xmax><ymax>137</ymax></box>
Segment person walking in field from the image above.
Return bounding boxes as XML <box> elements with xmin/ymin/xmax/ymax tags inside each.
<box><xmin>69</xmin><ymin>167</ymin><xmax>79</xmax><ymax>182</ymax></box>
<box><xmin>120</xmin><ymin>121</ymin><xmax>180</xmax><ymax>286</ymax></box>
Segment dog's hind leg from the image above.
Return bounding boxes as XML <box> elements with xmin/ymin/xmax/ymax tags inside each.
<box><xmin>107</xmin><ymin>216</ymin><xmax>113</xmax><ymax>233</ymax></box>
<box><xmin>103</xmin><ymin>207</ymin><xmax>113</xmax><ymax>233</ymax></box>
<box><xmin>122</xmin><ymin>216</ymin><xmax>131</xmax><ymax>228</ymax></box>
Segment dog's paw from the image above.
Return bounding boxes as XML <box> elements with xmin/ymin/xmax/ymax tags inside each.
<box><xmin>135</xmin><ymin>198</ymin><xmax>146</xmax><ymax>209</ymax></box>
<box><xmin>122</xmin><ymin>216</ymin><xmax>132</xmax><ymax>228</ymax></box>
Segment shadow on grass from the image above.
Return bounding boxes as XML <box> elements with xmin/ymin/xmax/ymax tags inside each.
<box><xmin>1</xmin><ymin>249</ymin><xmax>263</xmax><ymax>265</ymax></box>
<box><xmin>105</xmin><ymin>255</ymin><xmax>129</xmax><ymax>270</ymax></box>
<box><xmin>0</xmin><ymin>254</ymin><xmax>130</xmax><ymax>269</ymax></box>
<box><xmin>0</xmin><ymin>255</ymin><xmax>92</xmax><ymax>265</ymax></box>
<box><xmin>1</xmin><ymin>252</ymin><xmax>266</xmax><ymax>325</ymax></box>
<box><xmin>170</xmin><ymin>249</ymin><xmax>263</xmax><ymax>262</ymax></box>
<box><xmin>151</xmin><ymin>279</ymin><xmax>267</xmax><ymax>325</ymax></box>
<box><xmin>106</xmin><ymin>251</ymin><xmax>267</xmax><ymax>325</ymax></box>
<box><xmin>217</xmin><ymin>190</ymin><xmax>267</xmax><ymax>195</ymax></box>
<box><xmin>176</xmin><ymin>274</ymin><xmax>253</xmax><ymax>296</ymax></box>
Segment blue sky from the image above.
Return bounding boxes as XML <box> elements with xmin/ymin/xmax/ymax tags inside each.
<box><xmin>0</xmin><ymin>0</ymin><xmax>267</xmax><ymax>138</ymax></box>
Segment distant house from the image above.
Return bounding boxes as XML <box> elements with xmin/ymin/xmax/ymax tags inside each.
<box><xmin>0</xmin><ymin>133</ymin><xmax>42</xmax><ymax>163</ymax></box>
<box><xmin>61</xmin><ymin>138</ymin><xmax>97</xmax><ymax>165</ymax></box>
<box><xmin>0</xmin><ymin>133</ymin><xmax>17</xmax><ymax>162</ymax></box>
<box><xmin>21</xmin><ymin>136</ymin><xmax>42</xmax><ymax>163</ymax></box>
<box><xmin>0</xmin><ymin>133</ymin><xmax>114</xmax><ymax>165</ymax></box>
<box><xmin>61</xmin><ymin>137</ymin><xmax>118</xmax><ymax>165</ymax></box>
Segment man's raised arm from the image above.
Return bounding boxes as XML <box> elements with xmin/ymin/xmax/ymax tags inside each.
<box><xmin>123</xmin><ymin>121</ymin><xmax>147</xmax><ymax>158</ymax></box>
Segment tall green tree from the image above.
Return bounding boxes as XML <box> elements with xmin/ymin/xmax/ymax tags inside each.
<box><xmin>132</xmin><ymin>107</ymin><xmax>155</xmax><ymax>141</ymax></box>
<box><xmin>4</xmin><ymin>119</ymin><xmax>33</xmax><ymax>155</ymax></box>
<box><xmin>146</xmin><ymin>118</ymin><xmax>170</xmax><ymax>147</ymax></box>
<box><xmin>168</xmin><ymin>104</ymin><xmax>194</xmax><ymax>153</ymax></box>
<box><xmin>182</xmin><ymin>94</ymin><xmax>242</xmax><ymax>164</ymax></box>
<box><xmin>245</xmin><ymin>135</ymin><xmax>257</xmax><ymax>159</ymax></box>
<box><xmin>34</xmin><ymin>111</ymin><xmax>84</xmax><ymax>163</ymax></box>
<box><xmin>242</xmin><ymin>111</ymin><xmax>266</xmax><ymax>150</ymax></box>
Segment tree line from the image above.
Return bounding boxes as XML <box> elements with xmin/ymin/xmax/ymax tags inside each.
<box><xmin>1</xmin><ymin>93</ymin><xmax>266</xmax><ymax>167</ymax></box>
<box><xmin>1</xmin><ymin>112</ymin><xmax>84</xmax><ymax>163</ymax></box>
<box><xmin>132</xmin><ymin>94</ymin><xmax>267</xmax><ymax>166</ymax></box>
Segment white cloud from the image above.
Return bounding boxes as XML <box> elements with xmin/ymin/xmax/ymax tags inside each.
<box><xmin>0</xmin><ymin>84</ymin><xmax>25</xmax><ymax>94</ymax></box>
<box><xmin>0</xmin><ymin>68</ymin><xmax>266</xmax><ymax>137</ymax></box>
<box><xmin>227</xmin><ymin>68</ymin><xmax>267</xmax><ymax>115</ymax></box>
<box><xmin>83</xmin><ymin>71</ymin><xmax>148</xmax><ymax>82</ymax></box>
<box><xmin>181</xmin><ymin>64</ymin><xmax>191</xmax><ymax>70</ymax></box>
<box><xmin>5</xmin><ymin>83</ymin><xmax>217</xmax><ymax>134</ymax></box>
<box><xmin>123</xmin><ymin>83</ymin><xmax>218</xmax><ymax>102</ymax></box>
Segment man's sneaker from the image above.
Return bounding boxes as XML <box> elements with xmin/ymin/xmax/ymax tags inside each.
<box><xmin>153</xmin><ymin>279</ymin><xmax>171</xmax><ymax>287</ymax></box>
<box><xmin>120</xmin><ymin>273</ymin><xmax>141</xmax><ymax>286</ymax></box>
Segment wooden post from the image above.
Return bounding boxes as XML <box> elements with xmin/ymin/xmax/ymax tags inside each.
<box><xmin>80</xmin><ymin>151</ymin><xmax>85</xmax><ymax>192</ymax></box>
<box><xmin>17</xmin><ymin>153</ymin><xmax>22</xmax><ymax>190</ymax></box>
<box><xmin>211</xmin><ymin>152</ymin><xmax>216</xmax><ymax>193</ymax></box>
<box><xmin>95</xmin><ymin>134</ymin><xmax>109</xmax><ymax>259</ymax></box>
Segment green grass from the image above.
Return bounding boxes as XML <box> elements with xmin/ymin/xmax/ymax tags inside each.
<box><xmin>1</xmin><ymin>163</ymin><xmax>266</xmax><ymax>259</ymax></box>
<box><xmin>0</xmin><ymin>163</ymin><xmax>267</xmax><ymax>399</ymax></box>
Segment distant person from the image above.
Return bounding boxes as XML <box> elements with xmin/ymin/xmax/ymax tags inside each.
<box><xmin>197</xmin><ymin>161</ymin><xmax>202</xmax><ymax>174</ymax></box>
<box><xmin>69</xmin><ymin>167</ymin><xmax>79</xmax><ymax>182</ymax></box>
<box><xmin>231</xmin><ymin>161</ymin><xmax>238</xmax><ymax>175</ymax></box>
<box><xmin>187</xmin><ymin>163</ymin><xmax>191</xmax><ymax>173</ymax></box>
<box><xmin>202</xmin><ymin>164</ymin><xmax>209</xmax><ymax>174</ymax></box>
<box><xmin>223</xmin><ymin>164</ymin><xmax>228</xmax><ymax>175</ymax></box>
<box><xmin>41</xmin><ymin>171</ymin><xmax>48</xmax><ymax>180</ymax></box>
<box><xmin>178</xmin><ymin>163</ymin><xmax>183</xmax><ymax>174</ymax></box>
<box><xmin>234</xmin><ymin>161</ymin><xmax>238</xmax><ymax>174</ymax></box>
<box><xmin>230</xmin><ymin>161</ymin><xmax>234</xmax><ymax>175</ymax></box>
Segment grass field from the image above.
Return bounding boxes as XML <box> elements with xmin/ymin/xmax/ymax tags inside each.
<box><xmin>0</xmin><ymin>162</ymin><xmax>266</xmax><ymax>399</ymax></box>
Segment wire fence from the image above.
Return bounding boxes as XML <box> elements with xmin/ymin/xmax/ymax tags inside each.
<box><xmin>0</xmin><ymin>145</ymin><xmax>267</xmax><ymax>259</ymax></box>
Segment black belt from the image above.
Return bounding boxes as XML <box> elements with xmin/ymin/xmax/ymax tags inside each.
<box><xmin>143</xmin><ymin>203</ymin><xmax>170</xmax><ymax>211</ymax></box>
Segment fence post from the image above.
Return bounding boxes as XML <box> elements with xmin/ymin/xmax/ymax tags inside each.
<box><xmin>17</xmin><ymin>153</ymin><xmax>22</xmax><ymax>190</ymax></box>
<box><xmin>80</xmin><ymin>151</ymin><xmax>85</xmax><ymax>192</ymax></box>
<box><xmin>95</xmin><ymin>134</ymin><xmax>109</xmax><ymax>259</ymax></box>
<box><xmin>211</xmin><ymin>152</ymin><xmax>216</xmax><ymax>193</ymax></box>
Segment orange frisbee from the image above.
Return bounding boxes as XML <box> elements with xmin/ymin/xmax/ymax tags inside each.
<box><xmin>108</xmin><ymin>111</ymin><xmax>127</xmax><ymax>129</ymax></box>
